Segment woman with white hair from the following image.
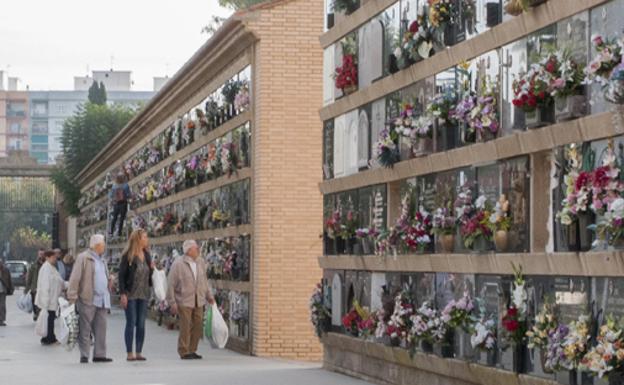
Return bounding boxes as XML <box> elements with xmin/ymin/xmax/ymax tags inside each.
<box><xmin>67</xmin><ymin>234</ymin><xmax>113</xmax><ymax>364</ymax></box>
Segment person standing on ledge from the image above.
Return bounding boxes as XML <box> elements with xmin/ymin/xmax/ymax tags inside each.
<box><xmin>166</xmin><ymin>239</ymin><xmax>215</xmax><ymax>360</ymax></box>
<box><xmin>67</xmin><ymin>234</ymin><xmax>113</xmax><ymax>364</ymax></box>
<box><xmin>109</xmin><ymin>172</ymin><xmax>131</xmax><ymax>239</ymax></box>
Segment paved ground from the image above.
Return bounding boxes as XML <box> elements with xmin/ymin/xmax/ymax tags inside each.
<box><xmin>0</xmin><ymin>291</ymin><xmax>371</xmax><ymax>385</ymax></box>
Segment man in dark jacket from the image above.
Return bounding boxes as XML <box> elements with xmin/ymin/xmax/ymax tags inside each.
<box><xmin>26</xmin><ymin>249</ymin><xmax>45</xmax><ymax>321</ymax></box>
<box><xmin>0</xmin><ymin>258</ymin><xmax>14</xmax><ymax>326</ymax></box>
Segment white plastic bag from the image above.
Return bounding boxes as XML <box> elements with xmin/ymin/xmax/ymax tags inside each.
<box><xmin>17</xmin><ymin>293</ymin><xmax>33</xmax><ymax>313</ymax></box>
<box><xmin>152</xmin><ymin>269</ymin><xmax>167</xmax><ymax>302</ymax></box>
<box><xmin>58</xmin><ymin>298</ymin><xmax>79</xmax><ymax>350</ymax></box>
<box><xmin>34</xmin><ymin>311</ymin><xmax>48</xmax><ymax>337</ymax></box>
<box><xmin>211</xmin><ymin>303</ymin><xmax>229</xmax><ymax>349</ymax></box>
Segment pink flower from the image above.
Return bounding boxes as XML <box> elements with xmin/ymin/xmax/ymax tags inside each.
<box><xmin>593</xmin><ymin>199</ymin><xmax>604</xmax><ymax>211</ymax></box>
<box><xmin>593</xmin><ymin>34</ymin><xmax>604</xmax><ymax>47</ymax></box>
<box><xmin>552</xmin><ymin>78</ymin><xmax>566</xmax><ymax>90</ymax></box>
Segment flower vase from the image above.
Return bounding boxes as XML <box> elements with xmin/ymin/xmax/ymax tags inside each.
<box><xmin>342</xmin><ymin>84</ymin><xmax>357</xmax><ymax>96</ymax></box>
<box><xmin>564</xmin><ymin>222</ymin><xmax>580</xmax><ymax>252</ymax></box>
<box><xmin>438</xmin><ymin>233</ymin><xmax>455</xmax><ymax>253</ymax></box>
<box><xmin>539</xmin><ymin>348</ymin><xmax>554</xmax><ymax>374</ymax></box>
<box><xmin>326</xmin><ymin>13</ymin><xmax>335</xmax><ymax>29</ymax></box>
<box><xmin>494</xmin><ymin>230</ymin><xmax>509</xmax><ymax>253</ymax></box>
<box><xmin>421</xmin><ymin>340</ymin><xmax>434</xmax><ymax>353</ymax></box>
<box><xmin>612</xmin><ymin>236</ymin><xmax>624</xmax><ymax>250</ymax></box>
<box><xmin>459</xmin><ymin>121</ymin><xmax>475</xmax><ymax>147</ymax></box>
<box><xmin>555</xmin><ymin>95</ymin><xmax>586</xmax><ymax>122</ymax></box>
<box><xmin>345</xmin><ymin>238</ymin><xmax>355</xmax><ymax>255</ymax></box>
<box><xmin>399</xmin><ymin>136</ymin><xmax>413</xmax><ymax>161</ymax></box>
<box><xmin>525</xmin><ymin>106</ymin><xmax>554</xmax><ymax>129</ymax></box>
<box><xmin>568</xmin><ymin>369</ymin><xmax>579</xmax><ymax>385</ymax></box>
<box><xmin>443</xmin><ymin>23</ymin><xmax>458</xmax><ymax>47</ymax></box>
<box><xmin>336</xmin><ymin>238</ymin><xmax>345</xmax><ymax>255</ymax></box>
<box><xmin>577</xmin><ymin>211</ymin><xmax>594</xmax><ymax>251</ymax></box>
<box><xmin>512</xmin><ymin>344</ymin><xmax>527</xmax><ymax>374</ymax></box>
<box><xmin>609</xmin><ymin>371</ymin><xmax>624</xmax><ymax>385</ymax></box>
<box><xmin>361</xmin><ymin>238</ymin><xmax>373</xmax><ymax>255</ymax></box>
<box><xmin>471</xmin><ymin>236</ymin><xmax>492</xmax><ymax>254</ymax></box>
<box><xmin>439</xmin><ymin>330</ymin><xmax>455</xmax><ymax>358</ymax></box>
<box><xmin>412</xmin><ymin>137</ymin><xmax>433</xmax><ymax>157</ymax></box>
<box><xmin>353</xmin><ymin>240</ymin><xmax>363</xmax><ymax>256</ymax></box>
<box><xmin>485</xmin><ymin>349</ymin><xmax>497</xmax><ymax>366</ymax></box>
<box><xmin>390</xmin><ymin>337</ymin><xmax>401</xmax><ymax>347</ymax></box>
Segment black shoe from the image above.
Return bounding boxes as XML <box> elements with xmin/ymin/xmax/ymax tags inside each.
<box><xmin>80</xmin><ymin>357</ymin><xmax>89</xmax><ymax>364</ymax></box>
<box><xmin>191</xmin><ymin>353</ymin><xmax>202</xmax><ymax>359</ymax></box>
<box><xmin>181</xmin><ymin>354</ymin><xmax>195</xmax><ymax>360</ymax></box>
<box><xmin>0</xmin><ymin>322</ymin><xmax>6</xmax><ymax>326</ymax></box>
<box><xmin>93</xmin><ymin>357</ymin><xmax>113</xmax><ymax>363</ymax></box>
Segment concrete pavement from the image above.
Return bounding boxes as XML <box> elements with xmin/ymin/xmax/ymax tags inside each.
<box><xmin>0</xmin><ymin>292</ymin><xmax>372</xmax><ymax>385</ymax></box>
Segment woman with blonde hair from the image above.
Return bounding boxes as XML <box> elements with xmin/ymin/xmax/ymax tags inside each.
<box><xmin>118</xmin><ymin>229</ymin><xmax>153</xmax><ymax>361</ymax></box>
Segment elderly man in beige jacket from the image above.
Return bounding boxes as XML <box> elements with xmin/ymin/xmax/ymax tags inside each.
<box><xmin>166</xmin><ymin>239</ymin><xmax>215</xmax><ymax>360</ymax></box>
<box><xmin>67</xmin><ymin>234</ymin><xmax>113</xmax><ymax>364</ymax></box>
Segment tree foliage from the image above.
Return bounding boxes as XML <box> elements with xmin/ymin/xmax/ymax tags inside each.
<box><xmin>10</xmin><ymin>227</ymin><xmax>51</xmax><ymax>261</ymax></box>
<box><xmin>52</xmin><ymin>98</ymin><xmax>136</xmax><ymax>215</ymax></box>
<box><xmin>218</xmin><ymin>0</ymin><xmax>266</xmax><ymax>10</ymax></box>
<box><xmin>88</xmin><ymin>81</ymin><xmax>107</xmax><ymax>105</ymax></box>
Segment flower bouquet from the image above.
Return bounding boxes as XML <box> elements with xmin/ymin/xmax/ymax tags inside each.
<box><xmin>335</xmin><ymin>36</ymin><xmax>358</xmax><ymax>95</ymax></box>
<box><xmin>402</xmin><ymin>208</ymin><xmax>433</xmax><ymax>253</ymax></box>
<box><xmin>373</xmin><ymin>127</ymin><xmax>400</xmax><ymax>168</ymax></box>
<box><xmin>526</xmin><ymin>302</ymin><xmax>558</xmax><ymax>373</ymax></box>
<box><xmin>355</xmin><ymin>227</ymin><xmax>378</xmax><ymax>255</ymax></box>
<box><xmin>442</xmin><ymin>291</ymin><xmax>474</xmax><ymax>332</ymax></box>
<box><xmin>310</xmin><ymin>283</ymin><xmax>331</xmax><ymax>337</ymax></box>
<box><xmin>429</xmin><ymin>0</ymin><xmax>472</xmax><ymax>47</ymax></box>
<box><xmin>460</xmin><ymin>195</ymin><xmax>494</xmax><ymax>252</ymax></box>
<box><xmin>585</xmin><ymin>34</ymin><xmax>624</xmax><ymax>106</ymax></box>
<box><xmin>393</xmin><ymin>15</ymin><xmax>435</xmax><ymax>70</ymax></box>
<box><xmin>470</xmin><ymin>298</ymin><xmax>497</xmax><ymax>361</ymax></box>
<box><xmin>432</xmin><ymin>206</ymin><xmax>456</xmax><ymax>253</ymax></box>
<box><xmin>488</xmin><ymin>194</ymin><xmax>512</xmax><ymax>252</ymax></box>
<box><xmin>471</xmin><ymin>80</ymin><xmax>500</xmax><ymax>141</ymax></box>
<box><xmin>427</xmin><ymin>89</ymin><xmax>458</xmax><ymax>149</ymax></box>
<box><xmin>221</xmin><ymin>141</ymin><xmax>239</xmax><ymax>177</ymax></box>
<box><xmin>503</xmin><ymin>264</ymin><xmax>528</xmax><ymax>372</ymax></box>
<box><xmin>580</xmin><ymin>316</ymin><xmax>624</xmax><ymax>381</ymax></box>
<box><xmin>205</xmin><ymin>98</ymin><xmax>220</xmax><ymax>129</ymax></box>
<box><xmin>394</xmin><ymin>102</ymin><xmax>433</xmax><ymax>158</ymax></box>
<box><xmin>340</xmin><ymin>209</ymin><xmax>359</xmax><ymax>254</ymax></box>
<box><xmin>556</xmin><ymin>314</ymin><xmax>591</xmax><ymax>374</ymax></box>
<box><xmin>234</xmin><ymin>83</ymin><xmax>250</xmax><ymax>113</ymax></box>
<box><xmin>409</xmin><ymin>301</ymin><xmax>449</xmax><ymax>355</ymax></box>
<box><xmin>387</xmin><ymin>291</ymin><xmax>415</xmax><ymax>347</ymax></box>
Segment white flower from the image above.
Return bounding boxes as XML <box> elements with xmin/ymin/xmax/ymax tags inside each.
<box><xmin>394</xmin><ymin>47</ymin><xmax>402</xmax><ymax>59</ymax></box>
<box><xmin>475</xmin><ymin>195</ymin><xmax>487</xmax><ymax>210</ymax></box>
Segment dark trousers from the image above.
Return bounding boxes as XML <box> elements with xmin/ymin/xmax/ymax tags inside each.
<box><xmin>0</xmin><ymin>293</ymin><xmax>6</xmax><ymax>323</ymax></box>
<box><xmin>124</xmin><ymin>299</ymin><xmax>147</xmax><ymax>353</ymax></box>
<box><xmin>110</xmin><ymin>201</ymin><xmax>128</xmax><ymax>236</ymax></box>
<box><xmin>31</xmin><ymin>292</ymin><xmax>40</xmax><ymax>321</ymax></box>
<box><xmin>41</xmin><ymin>310</ymin><xmax>57</xmax><ymax>344</ymax></box>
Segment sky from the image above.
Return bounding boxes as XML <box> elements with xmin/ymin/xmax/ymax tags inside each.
<box><xmin>0</xmin><ymin>0</ymin><xmax>232</xmax><ymax>91</ymax></box>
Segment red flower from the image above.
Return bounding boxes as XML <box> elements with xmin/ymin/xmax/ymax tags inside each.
<box><xmin>593</xmin><ymin>166</ymin><xmax>610</xmax><ymax>188</ymax></box>
<box><xmin>575</xmin><ymin>171</ymin><xmax>592</xmax><ymax>192</ymax></box>
<box><xmin>409</xmin><ymin>21</ymin><xmax>419</xmax><ymax>34</ymax></box>
<box><xmin>545</xmin><ymin>59</ymin><xmax>557</xmax><ymax>73</ymax></box>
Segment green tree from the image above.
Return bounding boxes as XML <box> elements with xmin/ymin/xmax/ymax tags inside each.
<box><xmin>10</xmin><ymin>227</ymin><xmax>51</xmax><ymax>261</ymax></box>
<box><xmin>218</xmin><ymin>0</ymin><xmax>266</xmax><ymax>10</ymax></box>
<box><xmin>98</xmin><ymin>81</ymin><xmax>107</xmax><ymax>105</ymax></box>
<box><xmin>52</xmin><ymin>102</ymin><xmax>136</xmax><ymax>215</ymax></box>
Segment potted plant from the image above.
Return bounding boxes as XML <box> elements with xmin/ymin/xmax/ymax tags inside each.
<box><xmin>432</xmin><ymin>206</ymin><xmax>456</xmax><ymax>253</ymax></box>
<box><xmin>488</xmin><ymin>194</ymin><xmax>511</xmax><ymax>252</ymax></box>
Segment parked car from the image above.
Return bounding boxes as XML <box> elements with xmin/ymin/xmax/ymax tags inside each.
<box><xmin>6</xmin><ymin>260</ymin><xmax>28</xmax><ymax>287</ymax></box>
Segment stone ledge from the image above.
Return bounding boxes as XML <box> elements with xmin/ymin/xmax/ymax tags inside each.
<box><xmin>322</xmin><ymin>333</ymin><xmax>558</xmax><ymax>385</ymax></box>
<box><xmin>318</xmin><ymin>250</ymin><xmax>624</xmax><ymax>277</ymax></box>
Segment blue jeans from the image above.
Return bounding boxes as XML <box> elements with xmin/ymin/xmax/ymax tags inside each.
<box><xmin>124</xmin><ymin>299</ymin><xmax>147</xmax><ymax>353</ymax></box>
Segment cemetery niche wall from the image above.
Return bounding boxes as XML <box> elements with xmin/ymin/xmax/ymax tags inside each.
<box><xmin>315</xmin><ymin>0</ymin><xmax>624</xmax><ymax>384</ymax></box>
<box><xmin>74</xmin><ymin>0</ymin><xmax>325</xmax><ymax>360</ymax></box>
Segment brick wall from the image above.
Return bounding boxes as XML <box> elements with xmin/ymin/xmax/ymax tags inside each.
<box><xmin>247</xmin><ymin>0</ymin><xmax>324</xmax><ymax>361</ymax></box>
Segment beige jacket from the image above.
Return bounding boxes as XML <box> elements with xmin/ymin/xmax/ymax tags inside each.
<box><xmin>166</xmin><ymin>255</ymin><xmax>212</xmax><ymax>308</ymax></box>
<box><xmin>67</xmin><ymin>250</ymin><xmax>110</xmax><ymax>305</ymax></box>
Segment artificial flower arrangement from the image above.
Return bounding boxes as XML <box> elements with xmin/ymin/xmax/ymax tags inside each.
<box><xmin>393</xmin><ymin>10</ymin><xmax>435</xmax><ymax>70</ymax></box>
<box><xmin>234</xmin><ymin>82</ymin><xmax>250</xmax><ymax>112</ymax></box>
<box><xmin>428</xmin><ymin>89</ymin><xmax>458</xmax><ymax>127</ymax></box>
<box><xmin>325</xmin><ymin>209</ymin><xmax>342</xmax><ymax>241</ymax></box>
<box><xmin>585</xmin><ymin>34</ymin><xmax>624</xmax><ymax>104</ymax></box>
<box><xmin>596</xmin><ymin>197</ymin><xmax>624</xmax><ymax>247</ymax></box>
<box><xmin>502</xmin><ymin>264</ymin><xmax>527</xmax><ymax>347</ymax></box>
<box><xmin>441</xmin><ymin>291</ymin><xmax>475</xmax><ymax>331</ymax></box>
<box><xmin>310</xmin><ymin>283</ymin><xmax>331</xmax><ymax>337</ymax></box>
<box><xmin>470</xmin><ymin>299</ymin><xmax>497</xmax><ymax>351</ymax></box>
<box><xmin>342</xmin><ymin>300</ymin><xmax>373</xmax><ymax>337</ymax></box>
<box><xmin>402</xmin><ymin>207</ymin><xmax>433</xmax><ymax>253</ymax></box>
<box><xmin>386</xmin><ymin>290</ymin><xmax>415</xmax><ymax>346</ymax></box>
<box><xmin>432</xmin><ymin>205</ymin><xmax>457</xmax><ymax>253</ymax></box>
<box><xmin>373</xmin><ymin>126</ymin><xmax>401</xmax><ymax>168</ymax></box>
<box><xmin>526</xmin><ymin>302</ymin><xmax>558</xmax><ymax>351</ymax></box>
<box><xmin>460</xmin><ymin>194</ymin><xmax>494</xmax><ymax>250</ymax></box>
<box><xmin>394</xmin><ymin>101</ymin><xmax>433</xmax><ymax>142</ymax></box>
<box><xmin>488</xmin><ymin>194</ymin><xmax>512</xmax><ymax>252</ymax></box>
<box><xmin>557</xmin><ymin>314</ymin><xmax>592</xmax><ymax>371</ymax></box>
<box><xmin>556</xmin><ymin>146</ymin><xmax>590</xmax><ymax>227</ymax></box>
<box><xmin>580</xmin><ymin>316</ymin><xmax>624</xmax><ymax>379</ymax></box>
<box><xmin>221</xmin><ymin>140</ymin><xmax>239</xmax><ymax>177</ymax></box>
<box><xmin>335</xmin><ymin>36</ymin><xmax>358</xmax><ymax>95</ymax></box>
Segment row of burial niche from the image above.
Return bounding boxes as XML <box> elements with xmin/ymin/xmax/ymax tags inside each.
<box><xmin>214</xmin><ymin>289</ymin><xmax>250</xmax><ymax>340</ymax></box>
<box><xmin>131</xmin><ymin>123</ymin><xmax>251</xmax><ymax>210</ymax></box>
<box><xmin>322</xmin><ymin>6</ymin><xmax>624</xmax><ymax>181</ymax></box>
<box><xmin>323</xmin><ymin>184</ymin><xmax>388</xmax><ymax>255</ymax></box>
<box><xmin>133</xmin><ymin>178</ymin><xmax>250</xmax><ymax>239</ymax></box>
<box><xmin>323</xmin><ymin>270</ymin><xmax>624</xmax><ymax>383</ymax></box>
<box><xmin>553</xmin><ymin>136</ymin><xmax>624</xmax><ymax>253</ymax></box>
<box><xmin>322</xmin><ymin>156</ymin><xmax>529</xmax><ymax>255</ymax></box>
<box><xmin>202</xmin><ymin>235</ymin><xmax>251</xmax><ymax>282</ymax></box>
<box><xmin>77</xmin><ymin>66</ymin><xmax>251</xmax><ymax>209</ymax></box>
<box><xmin>324</xmin><ymin>0</ymin><xmax>508</xmax><ymax>103</ymax></box>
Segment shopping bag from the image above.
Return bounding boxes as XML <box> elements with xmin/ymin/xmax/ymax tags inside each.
<box><xmin>204</xmin><ymin>306</ymin><xmax>213</xmax><ymax>339</ymax></box>
<box><xmin>211</xmin><ymin>303</ymin><xmax>228</xmax><ymax>349</ymax></box>
<box><xmin>17</xmin><ymin>293</ymin><xmax>33</xmax><ymax>313</ymax></box>
<box><xmin>34</xmin><ymin>311</ymin><xmax>48</xmax><ymax>337</ymax></box>
<box><xmin>58</xmin><ymin>298</ymin><xmax>79</xmax><ymax>351</ymax></box>
<box><xmin>152</xmin><ymin>269</ymin><xmax>167</xmax><ymax>302</ymax></box>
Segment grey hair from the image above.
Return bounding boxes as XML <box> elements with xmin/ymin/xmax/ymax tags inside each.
<box><xmin>90</xmin><ymin>234</ymin><xmax>106</xmax><ymax>249</ymax></box>
<box><xmin>182</xmin><ymin>239</ymin><xmax>197</xmax><ymax>254</ymax></box>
